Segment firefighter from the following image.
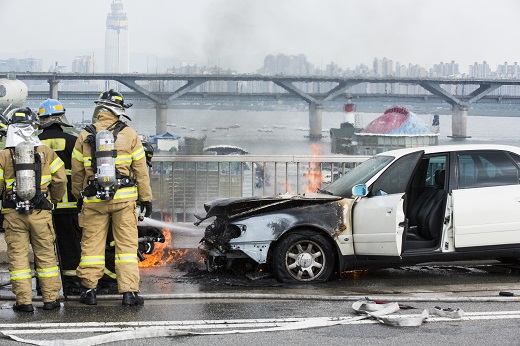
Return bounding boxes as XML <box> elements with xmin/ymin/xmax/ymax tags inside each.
<box><xmin>0</xmin><ymin>107</ymin><xmax>67</xmax><ymax>312</ymax></box>
<box><xmin>71</xmin><ymin>90</ymin><xmax>153</xmax><ymax>306</ymax></box>
<box><xmin>38</xmin><ymin>99</ymin><xmax>82</xmax><ymax>296</ymax></box>
<box><xmin>98</xmin><ymin>140</ymin><xmax>164</xmax><ymax>294</ymax></box>
<box><xmin>0</xmin><ymin>114</ymin><xmax>7</xmax><ymax>232</ymax></box>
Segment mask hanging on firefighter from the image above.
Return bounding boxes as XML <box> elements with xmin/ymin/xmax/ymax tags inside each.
<box><xmin>5</xmin><ymin>123</ymin><xmax>41</xmax><ymax>148</ymax></box>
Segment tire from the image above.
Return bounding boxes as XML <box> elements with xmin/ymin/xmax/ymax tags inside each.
<box><xmin>271</xmin><ymin>230</ymin><xmax>335</xmax><ymax>283</ymax></box>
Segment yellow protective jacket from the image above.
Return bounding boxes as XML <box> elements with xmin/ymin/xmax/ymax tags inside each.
<box><xmin>0</xmin><ymin>145</ymin><xmax>67</xmax><ymax>213</ymax></box>
<box><xmin>71</xmin><ymin>110</ymin><xmax>153</xmax><ymax>204</ymax></box>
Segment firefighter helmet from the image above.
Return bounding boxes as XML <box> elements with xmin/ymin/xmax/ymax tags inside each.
<box><xmin>94</xmin><ymin>89</ymin><xmax>133</xmax><ymax>119</ymax></box>
<box><xmin>95</xmin><ymin>89</ymin><xmax>133</xmax><ymax>109</ymax></box>
<box><xmin>5</xmin><ymin>107</ymin><xmax>41</xmax><ymax>148</ymax></box>
<box><xmin>9</xmin><ymin>107</ymin><xmax>40</xmax><ymax>128</ymax></box>
<box><xmin>37</xmin><ymin>99</ymin><xmax>72</xmax><ymax>128</ymax></box>
<box><xmin>142</xmin><ymin>140</ymin><xmax>154</xmax><ymax>167</ymax></box>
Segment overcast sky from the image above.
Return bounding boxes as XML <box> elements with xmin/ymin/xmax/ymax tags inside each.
<box><xmin>1</xmin><ymin>0</ymin><xmax>520</xmax><ymax>73</ymax></box>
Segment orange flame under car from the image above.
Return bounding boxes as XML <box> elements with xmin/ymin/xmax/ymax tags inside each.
<box><xmin>139</xmin><ymin>216</ymin><xmax>203</xmax><ymax>268</ymax></box>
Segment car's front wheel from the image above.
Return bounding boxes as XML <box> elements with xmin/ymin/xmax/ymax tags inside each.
<box><xmin>271</xmin><ymin>230</ymin><xmax>335</xmax><ymax>283</ymax></box>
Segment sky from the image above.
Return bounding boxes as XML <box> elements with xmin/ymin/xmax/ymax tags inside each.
<box><xmin>1</xmin><ymin>0</ymin><xmax>520</xmax><ymax>73</ymax></box>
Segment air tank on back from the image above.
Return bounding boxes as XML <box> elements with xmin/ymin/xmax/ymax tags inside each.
<box><xmin>0</xmin><ymin>78</ymin><xmax>28</xmax><ymax>114</ymax></box>
<box><xmin>95</xmin><ymin>130</ymin><xmax>117</xmax><ymax>191</ymax></box>
<box><xmin>14</xmin><ymin>141</ymin><xmax>36</xmax><ymax>202</ymax></box>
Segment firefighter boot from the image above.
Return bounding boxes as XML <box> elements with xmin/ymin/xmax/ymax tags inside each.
<box><xmin>13</xmin><ymin>303</ymin><xmax>34</xmax><ymax>313</ymax></box>
<box><xmin>79</xmin><ymin>287</ymin><xmax>97</xmax><ymax>305</ymax></box>
<box><xmin>122</xmin><ymin>292</ymin><xmax>144</xmax><ymax>306</ymax></box>
<box><xmin>43</xmin><ymin>300</ymin><xmax>61</xmax><ymax>310</ymax></box>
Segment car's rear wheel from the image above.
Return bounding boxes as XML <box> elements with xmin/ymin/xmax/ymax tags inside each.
<box><xmin>271</xmin><ymin>230</ymin><xmax>334</xmax><ymax>283</ymax></box>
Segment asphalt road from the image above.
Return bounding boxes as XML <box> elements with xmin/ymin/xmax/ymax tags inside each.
<box><xmin>1</xmin><ymin>260</ymin><xmax>520</xmax><ymax>346</ymax></box>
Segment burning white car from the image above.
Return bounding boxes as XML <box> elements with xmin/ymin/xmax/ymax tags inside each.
<box><xmin>196</xmin><ymin>144</ymin><xmax>520</xmax><ymax>283</ymax></box>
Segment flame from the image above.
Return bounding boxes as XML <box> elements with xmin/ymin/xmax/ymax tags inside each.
<box><xmin>303</xmin><ymin>143</ymin><xmax>323</xmax><ymax>193</ymax></box>
<box><xmin>284</xmin><ymin>181</ymin><xmax>295</xmax><ymax>194</ymax></box>
<box><xmin>139</xmin><ymin>215</ymin><xmax>204</xmax><ymax>268</ymax></box>
<box><xmin>340</xmin><ymin>270</ymin><xmax>369</xmax><ymax>280</ymax></box>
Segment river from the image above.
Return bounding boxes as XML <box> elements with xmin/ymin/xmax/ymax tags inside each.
<box><xmin>25</xmin><ymin>102</ymin><xmax>520</xmax><ymax>155</ymax></box>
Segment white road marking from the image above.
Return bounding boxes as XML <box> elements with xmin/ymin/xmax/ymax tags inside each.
<box><xmin>2</xmin><ymin>310</ymin><xmax>520</xmax><ymax>335</ymax></box>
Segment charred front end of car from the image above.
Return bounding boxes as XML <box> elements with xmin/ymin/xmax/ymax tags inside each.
<box><xmin>196</xmin><ymin>194</ymin><xmax>346</xmax><ymax>277</ymax></box>
<box><xmin>201</xmin><ymin>217</ymin><xmax>243</xmax><ymax>254</ymax></box>
<box><xmin>198</xmin><ymin>215</ymin><xmax>261</xmax><ymax>273</ymax></box>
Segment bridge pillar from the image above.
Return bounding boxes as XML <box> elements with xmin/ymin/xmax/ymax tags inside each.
<box><xmin>48</xmin><ymin>79</ymin><xmax>59</xmax><ymax>99</ymax></box>
<box><xmin>309</xmin><ymin>103</ymin><xmax>323</xmax><ymax>139</ymax></box>
<box><xmin>156</xmin><ymin>102</ymin><xmax>168</xmax><ymax>134</ymax></box>
<box><xmin>450</xmin><ymin>104</ymin><xmax>470</xmax><ymax>139</ymax></box>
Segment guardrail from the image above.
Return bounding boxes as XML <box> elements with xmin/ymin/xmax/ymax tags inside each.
<box><xmin>150</xmin><ymin>154</ymin><xmax>371</xmax><ymax>222</ymax></box>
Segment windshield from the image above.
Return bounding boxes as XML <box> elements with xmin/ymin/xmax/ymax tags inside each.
<box><xmin>324</xmin><ymin>155</ymin><xmax>394</xmax><ymax>198</ymax></box>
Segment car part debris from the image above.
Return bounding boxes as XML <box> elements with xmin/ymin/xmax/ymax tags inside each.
<box><xmin>430</xmin><ymin>306</ymin><xmax>465</xmax><ymax>318</ymax></box>
<box><xmin>375</xmin><ymin>309</ymin><xmax>429</xmax><ymax>327</ymax></box>
<box><xmin>352</xmin><ymin>299</ymin><xmax>400</xmax><ymax>316</ymax></box>
<box><xmin>499</xmin><ymin>291</ymin><xmax>515</xmax><ymax>297</ymax></box>
<box><xmin>367</xmin><ymin>297</ymin><xmax>416</xmax><ymax>310</ymax></box>
<box><xmin>352</xmin><ymin>299</ymin><xmax>428</xmax><ymax>326</ymax></box>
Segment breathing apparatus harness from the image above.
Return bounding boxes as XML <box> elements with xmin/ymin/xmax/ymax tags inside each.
<box><xmin>81</xmin><ymin>120</ymin><xmax>137</xmax><ymax>201</ymax></box>
<box><xmin>3</xmin><ymin>143</ymin><xmax>52</xmax><ymax>214</ymax></box>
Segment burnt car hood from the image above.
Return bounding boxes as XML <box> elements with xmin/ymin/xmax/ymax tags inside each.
<box><xmin>196</xmin><ymin>193</ymin><xmax>342</xmax><ymax>223</ymax></box>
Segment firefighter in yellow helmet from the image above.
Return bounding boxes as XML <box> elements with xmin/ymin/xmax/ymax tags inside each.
<box><xmin>71</xmin><ymin>90</ymin><xmax>152</xmax><ymax>306</ymax></box>
<box><xmin>0</xmin><ymin>107</ymin><xmax>67</xmax><ymax>312</ymax></box>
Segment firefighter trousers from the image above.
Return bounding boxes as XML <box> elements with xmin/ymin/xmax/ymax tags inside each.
<box><xmin>77</xmin><ymin>200</ymin><xmax>140</xmax><ymax>293</ymax></box>
<box><xmin>53</xmin><ymin>213</ymin><xmax>82</xmax><ymax>282</ymax></box>
<box><xmin>4</xmin><ymin>210</ymin><xmax>61</xmax><ymax>305</ymax></box>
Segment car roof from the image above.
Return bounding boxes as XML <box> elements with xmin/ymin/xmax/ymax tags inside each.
<box><xmin>375</xmin><ymin>144</ymin><xmax>520</xmax><ymax>158</ymax></box>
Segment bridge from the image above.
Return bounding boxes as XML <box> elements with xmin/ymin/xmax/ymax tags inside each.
<box><xmin>3</xmin><ymin>72</ymin><xmax>520</xmax><ymax>138</ymax></box>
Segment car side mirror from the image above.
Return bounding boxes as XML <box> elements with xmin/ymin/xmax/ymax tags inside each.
<box><xmin>352</xmin><ymin>184</ymin><xmax>368</xmax><ymax>197</ymax></box>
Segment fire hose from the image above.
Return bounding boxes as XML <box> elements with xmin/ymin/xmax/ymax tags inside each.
<box><xmin>0</xmin><ymin>299</ymin><xmax>466</xmax><ymax>346</ymax></box>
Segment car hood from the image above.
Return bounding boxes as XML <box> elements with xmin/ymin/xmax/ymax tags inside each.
<box><xmin>196</xmin><ymin>193</ymin><xmax>342</xmax><ymax>223</ymax></box>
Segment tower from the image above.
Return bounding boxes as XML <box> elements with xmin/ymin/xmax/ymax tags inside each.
<box><xmin>105</xmin><ymin>0</ymin><xmax>129</xmax><ymax>74</ymax></box>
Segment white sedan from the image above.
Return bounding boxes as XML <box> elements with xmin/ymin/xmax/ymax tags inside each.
<box><xmin>197</xmin><ymin>144</ymin><xmax>520</xmax><ymax>283</ymax></box>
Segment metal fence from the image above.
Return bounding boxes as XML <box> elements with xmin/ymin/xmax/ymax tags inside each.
<box><xmin>150</xmin><ymin>155</ymin><xmax>371</xmax><ymax>222</ymax></box>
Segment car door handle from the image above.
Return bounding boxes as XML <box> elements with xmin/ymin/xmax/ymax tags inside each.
<box><xmin>386</xmin><ymin>207</ymin><xmax>393</xmax><ymax>214</ymax></box>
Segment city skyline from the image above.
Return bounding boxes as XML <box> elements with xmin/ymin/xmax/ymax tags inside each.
<box><xmin>1</xmin><ymin>0</ymin><xmax>520</xmax><ymax>74</ymax></box>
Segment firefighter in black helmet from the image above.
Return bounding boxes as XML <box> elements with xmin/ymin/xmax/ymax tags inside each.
<box><xmin>0</xmin><ymin>107</ymin><xmax>67</xmax><ymax>312</ymax></box>
<box><xmin>72</xmin><ymin>90</ymin><xmax>152</xmax><ymax>306</ymax></box>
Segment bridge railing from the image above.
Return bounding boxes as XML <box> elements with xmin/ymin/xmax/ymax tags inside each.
<box><xmin>150</xmin><ymin>154</ymin><xmax>370</xmax><ymax>222</ymax></box>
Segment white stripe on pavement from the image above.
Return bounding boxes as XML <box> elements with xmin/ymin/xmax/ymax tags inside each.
<box><xmin>2</xmin><ymin>310</ymin><xmax>520</xmax><ymax>334</ymax></box>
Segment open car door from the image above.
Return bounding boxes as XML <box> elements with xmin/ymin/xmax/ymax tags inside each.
<box><xmin>353</xmin><ymin>151</ymin><xmax>424</xmax><ymax>256</ymax></box>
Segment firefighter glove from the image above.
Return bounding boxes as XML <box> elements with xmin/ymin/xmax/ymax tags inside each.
<box><xmin>140</xmin><ymin>201</ymin><xmax>152</xmax><ymax>217</ymax></box>
<box><xmin>76</xmin><ymin>197</ymin><xmax>83</xmax><ymax>210</ymax></box>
